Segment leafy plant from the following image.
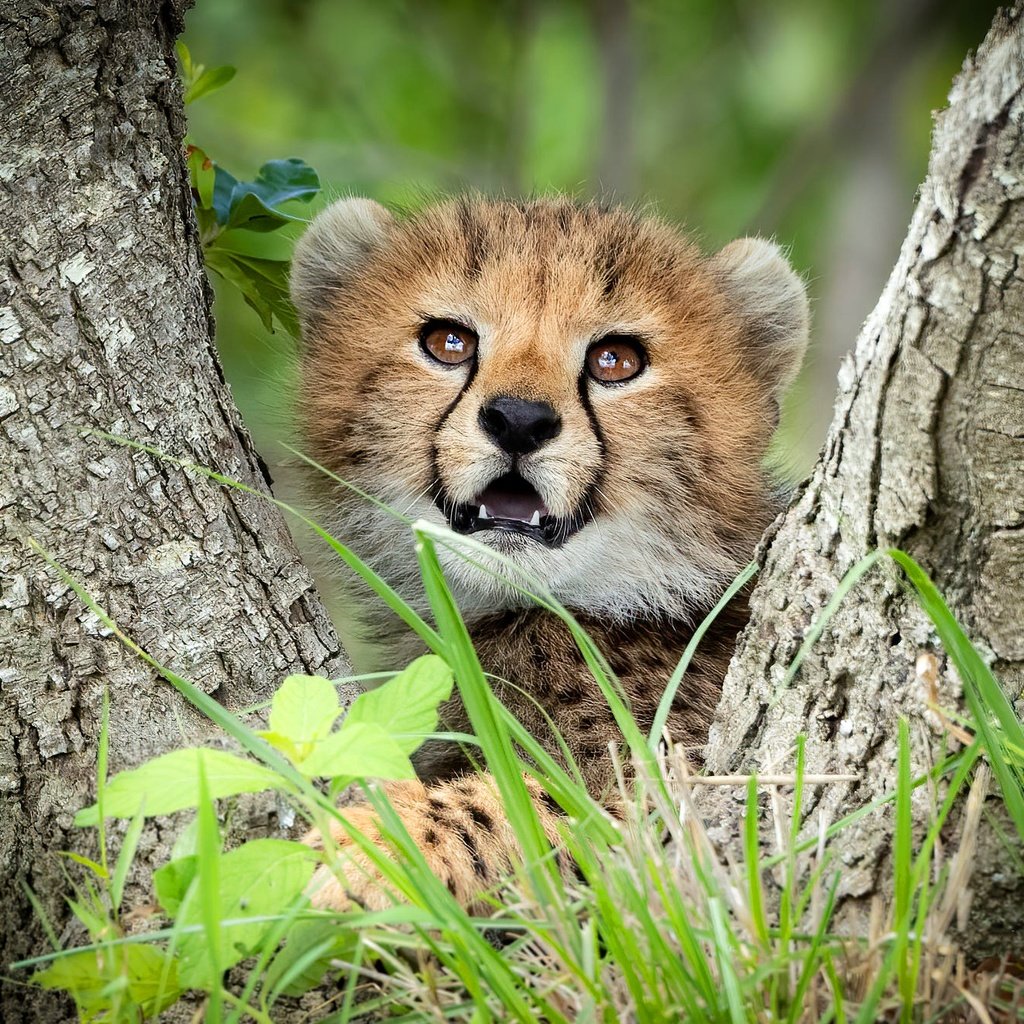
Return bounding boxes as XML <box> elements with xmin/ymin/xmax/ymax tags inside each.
<box><xmin>27</xmin><ymin>657</ymin><xmax>453</xmax><ymax>1021</ymax></box>
<box><xmin>178</xmin><ymin>42</ymin><xmax>319</xmax><ymax>336</ymax></box>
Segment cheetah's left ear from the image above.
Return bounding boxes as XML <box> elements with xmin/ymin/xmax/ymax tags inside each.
<box><xmin>290</xmin><ymin>197</ymin><xmax>395</xmax><ymax>338</ymax></box>
<box><xmin>709</xmin><ymin>238</ymin><xmax>809</xmax><ymax>399</ymax></box>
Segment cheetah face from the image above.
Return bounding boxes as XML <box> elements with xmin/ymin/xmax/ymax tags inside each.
<box><xmin>423</xmin><ymin>322</ymin><xmax>650</xmax><ymax>550</ymax></box>
<box><xmin>290</xmin><ymin>197</ymin><xmax>808</xmax><ymax>627</ymax></box>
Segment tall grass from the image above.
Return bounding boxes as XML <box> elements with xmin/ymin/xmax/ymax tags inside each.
<box><xmin>11</xmin><ymin>443</ymin><xmax>1024</xmax><ymax>1022</ymax></box>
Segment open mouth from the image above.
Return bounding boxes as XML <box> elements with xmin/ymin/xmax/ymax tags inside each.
<box><xmin>439</xmin><ymin>471</ymin><xmax>589</xmax><ymax>547</ymax></box>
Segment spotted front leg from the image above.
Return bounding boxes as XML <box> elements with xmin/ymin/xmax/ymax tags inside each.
<box><xmin>304</xmin><ymin>774</ymin><xmax>566</xmax><ymax>913</ymax></box>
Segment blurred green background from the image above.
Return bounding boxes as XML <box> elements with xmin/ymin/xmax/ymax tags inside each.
<box><xmin>183</xmin><ymin>0</ymin><xmax>995</xmax><ymax>479</ymax></box>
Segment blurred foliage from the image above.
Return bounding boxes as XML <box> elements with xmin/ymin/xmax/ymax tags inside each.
<box><xmin>182</xmin><ymin>0</ymin><xmax>996</xmax><ymax>475</ymax></box>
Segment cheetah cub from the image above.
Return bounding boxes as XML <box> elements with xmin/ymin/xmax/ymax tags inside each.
<box><xmin>289</xmin><ymin>196</ymin><xmax>809</xmax><ymax>912</ymax></box>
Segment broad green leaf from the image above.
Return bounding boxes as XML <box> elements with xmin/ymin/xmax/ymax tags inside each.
<box><xmin>208</xmin><ymin>157</ymin><xmax>321</xmax><ymax>231</ymax></box>
<box><xmin>257</xmin><ymin>730</ymin><xmax>301</xmax><ymax>762</ymax></box>
<box><xmin>218</xmin><ymin>159</ymin><xmax>320</xmax><ymax>231</ymax></box>
<box><xmin>268</xmin><ymin>674</ymin><xmax>341</xmax><ymax>751</ymax></box>
<box><xmin>204</xmin><ymin>247</ymin><xmax>298</xmax><ymax>335</ymax></box>
<box><xmin>211</xmin><ymin>164</ymin><xmax>239</xmax><ymax>224</ymax></box>
<box><xmin>212</xmin><ymin>226</ymin><xmax>296</xmax><ymax>261</ymax></box>
<box><xmin>298</xmin><ymin>721</ymin><xmax>416</xmax><ymax>780</ymax></box>
<box><xmin>264</xmin><ymin>919</ymin><xmax>356</xmax><ymax>1001</ymax></box>
<box><xmin>344</xmin><ymin>655</ymin><xmax>454</xmax><ymax>755</ymax></box>
<box><xmin>153</xmin><ymin>855</ymin><xmax>198</xmax><ymax>916</ymax></box>
<box><xmin>75</xmin><ymin>748</ymin><xmax>285</xmax><ymax>826</ymax></box>
<box><xmin>225</xmin><ymin>191</ymin><xmax>307</xmax><ymax>232</ymax></box>
<box><xmin>184</xmin><ymin>64</ymin><xmax>236</xmax><ymax>105</ymax></box>
<box><xmin>177</xmin><ymin>839</ymin><xmax>317</xmax><ymax>988</ymax></box>
<box><xmin>33</xmin><ymin>945</ymin><xmax>181</xmax><ymax>1017</ymax></box>
<box><xmin>171</xmin><ymin>816</ymin><xmax>199</xmax><ymax>861</ymax></box>
<box><xmin>186</xmin><ymin>145</ymin><xmax>215</xmax><ymax>209</ymax></box>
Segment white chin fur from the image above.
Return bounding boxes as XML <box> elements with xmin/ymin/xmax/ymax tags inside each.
<box><xmin>290</xmin><ymin>473</ymin><xmax>738</xmax><ymax>671</ymax></box>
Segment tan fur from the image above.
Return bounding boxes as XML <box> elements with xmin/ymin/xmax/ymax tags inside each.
<box><xmin>289</xmin><ymin>195</ymin><xmax>808</xmax><ymax>911</ymax></box>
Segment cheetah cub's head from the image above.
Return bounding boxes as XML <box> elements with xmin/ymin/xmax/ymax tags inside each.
<box><xmin>291</xmin><ymin>197</ymin><xmax>808</xmax><ymax>626</ymax></box>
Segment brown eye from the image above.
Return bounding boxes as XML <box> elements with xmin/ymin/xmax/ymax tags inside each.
<box><xmin>585</xmin><ymin>336</ymin><xmax>646</xmax><ymax>384</ymax></box>
<box><xmin>420</xmin><ymin>321</ymin><xmax>478</xmax><ymax>366</ymax></box>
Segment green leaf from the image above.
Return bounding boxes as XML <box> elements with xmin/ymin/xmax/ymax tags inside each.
<box><xmin>264</xmin><ymin>919</ymin><xmax>356</xmax><ymax>1001</ymax></box>
<box><xmin>170</xmin><ymin>817</ymin><xmax>199</xmax><ymax>861</ymax></box>
<box><xmin>177</xmin><ymin>840</ymin><xmax>317</xmax><ymax>988</ymax></box>
<box><xmin>225</xmin><ymin>192</ymin><xmax>306</xmax><ymax>232</ymax></box>
<box><xmin>74</xmin><ymin>748</ymin><xmax>286</xmax><ymax>826</ymax></box>
<box><xmin>216</xmin><ymin>158</ymin><xmax>320</xmax><ymax>232</ymax></box>
<box><xmin>186</xmin><ymin>145</ymin><xmax>215</xmax><ymax>209</ymax></box>
<box><xmin>212</xmin><ymin>226</ymin><xmax>296</xmax><ymax>262</ymax></box>
<box><xmin>344</xmin><ymin>655</ymin><xmax>454</xmax><ymax>755</ymax></box>
<box><xmin>58</xmin><ymin>851</ymin><xmax>107</xmax><ymax>879</ymax></box>
<box><xmin>153</xmin><ymin>855</ymin><xmax>198</xmax><ymax>916</ymax></box>
<box><xmin>268</xmin><ymin>675</ymin><xmax>341</xmax><ymax>751</ymax></box>
<box><xmin>184</xmin><ymin>64</ymin><xmax>236</xmax><ymax>105</ymax></box>
<box><xmin>33</xmin><ymin>945</ymin><xmax>181</xmax><ymax>1017</ymax></box>
<box><xmin>257</xmin><ymin>730</ymin><xmax>302</xmax><ymax>762</ymax></box>
<box><xmin>175</xmin><ymin>41</ymin><xmax>194</xmax><ymax>83</ymax></box>
<box><xmin>111</xmin><ymin>806</ymin><xmax>146</xmax><ymax>911</ymax></box>
<box><xmin>298</xmin><ymin>721</ymin><xmax>416</xmax><ymax>780</ymax></box>
<box><xmin>234</xmin><ymin>158</ymin><xmax>319</xmax><ymax>211</ymax></box>
<box><xmin>211</xmin><ymin>164</ymin><xmax>240</xmax><ymax>224</ymax></box>
<box><xmin>204</xmin><ymin>247</ymin><xmax>298</xmax><ymax>335</ymax></box>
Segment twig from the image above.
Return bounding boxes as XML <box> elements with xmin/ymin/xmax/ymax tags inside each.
<box><xmin>683</xmin><ymin>773</ymin><xmax>859</xmax><ymax>786</ymax></box>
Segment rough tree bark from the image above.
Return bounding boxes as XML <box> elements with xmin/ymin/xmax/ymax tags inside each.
<box><xmin>701</xmin><ymin>7</ymin><xmax>1024</xmax><ymax>957</ymax></box>
<box><xmin>0</xmin><ymin>2</ymin><xmax>349</xmax><ymax>1018</ymax></box>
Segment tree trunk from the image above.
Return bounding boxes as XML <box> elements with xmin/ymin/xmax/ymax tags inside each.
<box><xmin>0</xmin><ymin>2</ymin><xmax>349</xmax><ymax>1018</ymax></box>
<box><xmin>700</xmin><ymin>6</ymin><xmax>1024</xmax><ymax>958</ymax></box>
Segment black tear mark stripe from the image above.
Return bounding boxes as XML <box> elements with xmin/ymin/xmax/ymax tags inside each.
<box><xmin>575</xmin><ymin>369</ymin><xmax>608</xmax><ymax>518</ymax></box>
<box><xmin>428</xmin><ymin>350</ymin><xmax>480</xmax><ymax>516</ymax></box>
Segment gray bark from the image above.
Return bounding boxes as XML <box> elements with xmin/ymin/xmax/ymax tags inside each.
<box><xmin>701</xmin><ymin>6</ymin><xmax>1024</xmax><ymax>958</ymax></box>
<box><xmin>0</xmin><ymin>2</ymin><xmax>349</xmax><ymax>1018</ymax></box>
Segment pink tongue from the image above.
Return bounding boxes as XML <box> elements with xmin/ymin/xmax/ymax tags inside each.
<box><xmin>477</xmin><ymin>482</ymin><xmax>548</xmax><ymax>521</ymax></box>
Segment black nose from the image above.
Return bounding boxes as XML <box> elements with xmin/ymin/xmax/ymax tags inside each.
<box><xmin>478</xmin><ymin>396</ymin><xmax>562</xmax><ymax>455</ymax></box>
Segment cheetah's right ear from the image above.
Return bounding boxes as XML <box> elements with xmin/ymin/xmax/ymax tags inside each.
<box><xmin>708</xmin><ymin>237</ymin><xmax>809</xmax><ymax>400</ymax></box>
<box><xmin>290</xmin><ymin>197</ymin><xmax>394</xmax><ymax>334</ymax></box>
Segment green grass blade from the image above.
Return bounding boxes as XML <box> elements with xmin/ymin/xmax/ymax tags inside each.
<box><xmin>196</xmin><ymin>754</ymin><xmax>223</xmax><ymax>1021</ymax></box>
<box><xmin>96</xmin><ymin>688</ymin><xmax>110</xmax><ymax>879</ymax></box>
<box><xmin>744</xmin><ymin>776</ymin><xmax>770</xmax><ymax>948</ymax></box>
<box><xmin>709</xmin><ymin>896</ymin><xmax>746</xmax><ymax>1024</ymax></box>
<box><xmin>780</xmin><ymin>550</ymin><xmax>884</xmax><ymax>693</ymax></box>
<box><xmin>888</xmin><ymin>548</ymin><xmax>1024</xmax><ymax>842</ymax></box>
<box><xmin>111</xmin><ymin>806</ymin><xmax>146</xmax><ymax>913</ymax></box>
<box><xmin>412</xmin><ymin>529</ymin><xmax>552</xmax><ymax>874</ymax></box>
<box><xmin>650</xmin><ymin>560</ymin><xmax>757</xmax><ymax>748</ymax></box>
<box><xmin>785</xmin><ymin>871</ymin><xmax>840</xmax><ymax>1024</ymax></box>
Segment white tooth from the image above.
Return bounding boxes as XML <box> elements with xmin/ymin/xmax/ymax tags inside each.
<box><xmin>478</xmin><ymin>504</ymin><xmax>491</xmax><ymax>519</ymax></box>
<box><xmin>529</xmin><ymin>510</ymin><xmax>541</xmax><ymax>526</ymax></box>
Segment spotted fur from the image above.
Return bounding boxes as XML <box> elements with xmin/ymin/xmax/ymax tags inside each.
<box><xmin>289</xmin><ymin>195</ymin><xmax>809</xmax><ymax>910</ymax></box>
